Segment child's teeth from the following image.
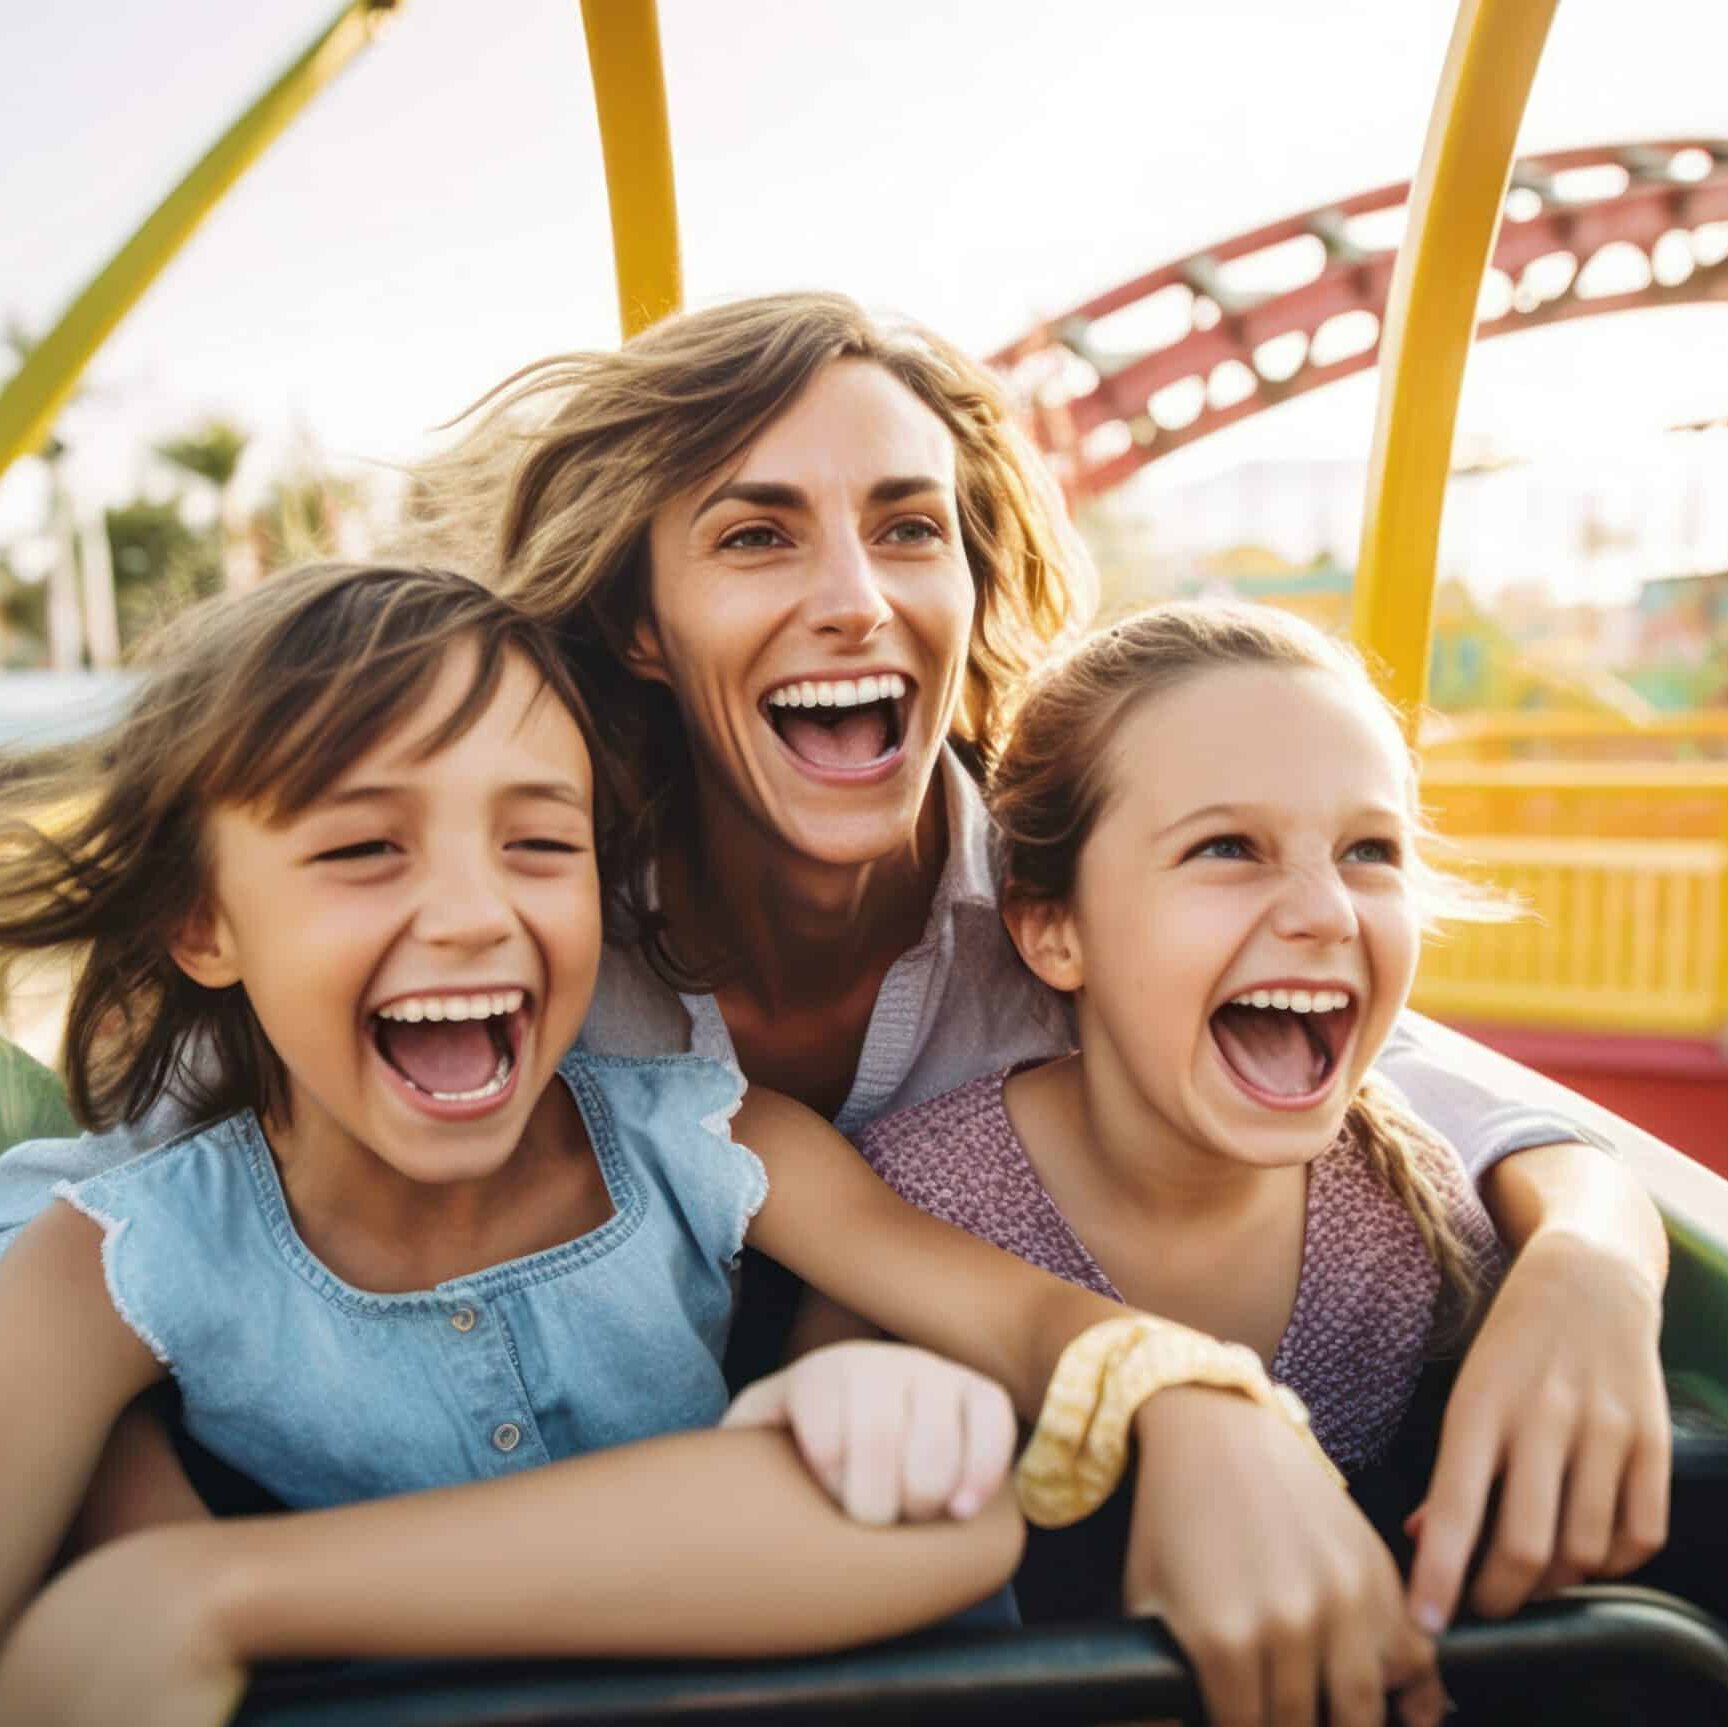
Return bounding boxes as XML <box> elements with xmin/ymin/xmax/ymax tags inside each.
<box><xmin>1251</xmin><ymin>989</ymin><xmax>1272</xmax><ymax>1008</ymax></box>
<box><xmin>1290</xmin><ymin>989</ymin><xmax>1313</xmax><ymax>1013</ymax></box>
<box><xmin>430</xmin><ymin>1052</ymin><xmax>513</xmax><ymax>1104</ymax></box>
<box><xmin>1228</xmin><ymin>988</ymin><xmax>1351</xmax><ymax>1012</ymax></box>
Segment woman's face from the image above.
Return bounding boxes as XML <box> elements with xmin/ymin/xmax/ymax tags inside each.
<box><xmin>637</xmin><ymin>359</ymin><xmax>976</xmax><ymax>868</ymax></box>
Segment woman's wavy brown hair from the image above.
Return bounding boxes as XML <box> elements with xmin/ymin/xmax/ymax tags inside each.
<box><xmin>0</xmin><ymin>563</ymin><xmax>631</xmax><ymax>1131</ymax></box>
<box><xmin>988</xmin><ymin>600</ymin><xmax>1512</xmax><ymax>1329</ymax></box>
<box><xmin>394</xmin><ymin>291</ymin><xmax>1093</xmax><ymax>976</ymax></box>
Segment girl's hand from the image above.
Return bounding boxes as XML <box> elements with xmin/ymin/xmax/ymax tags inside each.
<box><xmin>1126</xmin><ymin>1387</ymin><xmax>1445</xmax><ymax>1727</ymax></box>
<box><xmin>722</xmin><ymin>1340</ymin><xmax>1017</xmax><ymax>1526</ymax></box>
<box><xmin>1406</xmin><ymin>1229</ymin><xmax>1669</xmax><ymax>1628</ymax></box>
<box><xmin>0</xmin><ymin>1528</ymin><xmax>245</xmax><ymax>1727</ymax></box>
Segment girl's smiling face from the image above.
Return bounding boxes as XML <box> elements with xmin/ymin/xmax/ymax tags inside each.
<box><xmin>634</xmin><ymin>359</ymin><xmax>976</xmax><ymax>867</ymax></box>
<box><xmin>176</xmin><ymin>645</ymin><xmax>602</xmax><ymax>1188</ymax></box>
<box><xmin>1017</xmin><ymin>662</ymin><xmax>1423</xmax><ymax>1171</ymax></box>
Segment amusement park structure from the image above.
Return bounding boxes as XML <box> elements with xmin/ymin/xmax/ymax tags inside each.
<box><xmin>990</xmin><ymin>139</ymin><xmax>1728</xmax><ymax>497</ymax></box>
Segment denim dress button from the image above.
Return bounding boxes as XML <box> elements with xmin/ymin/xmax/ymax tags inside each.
<box><xmin>450</xmin><ymin>1306</ymin><xmax>477</xmax><ymax>1333</ymax></box>
<box><xmin>492</xmin><ymin>1422</ymin><xmax>522</xmax><ymax>1453</ymax></box>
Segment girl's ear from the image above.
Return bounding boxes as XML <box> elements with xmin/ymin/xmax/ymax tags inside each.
<box><xmin>169</xmin><ymin>903</ymin><xmax>242</xmax><ymax>991</ymax></box>
<box><xmin>623</xmin><ymin>614</ymin><xmax>671</xmax><ymax>687</ymax></box>
<box><xmin>1001</xmin><ymin>893</ymin><xmax>1084</xmax><ymax>993</ymax></box>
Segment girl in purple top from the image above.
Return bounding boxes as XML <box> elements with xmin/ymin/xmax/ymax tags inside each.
<box><xmin>860</xmin><ymin>604</ymin><xmax>1637</xmax><ymax>1481</ymax></box>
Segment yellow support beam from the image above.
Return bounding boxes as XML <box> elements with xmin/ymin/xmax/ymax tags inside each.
<box><xmin>0</xmin><ymin>0</ymin><xmax>399</xmax><ymax>483</ymax></box>
<box><xmin>579</xmin><ymin>0</ymin><xmax>683</xmax><ymax>339</ymax></box>
<box><xmin>1353</xmin><ymin>0</ymin><xmax>1559</xmax><ymax>716</ymax></box>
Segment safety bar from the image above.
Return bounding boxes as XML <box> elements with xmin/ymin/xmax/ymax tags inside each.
<box><xmin>239</xmin><ymin>1588</ymin><xmax>1728</xmax><ymax>1725</ymax></box>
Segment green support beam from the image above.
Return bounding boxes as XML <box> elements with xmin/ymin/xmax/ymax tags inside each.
<box><xmin>0</xmin><ymin>0</ymin><xmax>399</xmax><ymax>482</ymax></box>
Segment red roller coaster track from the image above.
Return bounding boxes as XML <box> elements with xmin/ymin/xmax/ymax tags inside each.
<box><xmin>991</xmin><ymin>140</ymin><xmax>1728</xmax><ymax>498</ymax></box>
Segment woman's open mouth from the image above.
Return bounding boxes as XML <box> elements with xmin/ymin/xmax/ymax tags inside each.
<box><xmin>761</xmin><ymin>673</ymin><xmax>911</xmax><ymax>776</ymax></box>
<box><xmin>1209</xmin><ymin>986</ymin><xmax>1358</xmax><ymax>1111</ymax></box>
<box><xmin>370</xmin><ymin>988</ymin><xmax>530</xmax><ymax>1119</ymax></box>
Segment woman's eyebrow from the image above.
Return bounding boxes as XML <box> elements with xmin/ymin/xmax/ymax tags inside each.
<box><xmin>691</xmin><ymin>474</ymin><xmax>950</xmax><ymax>523</ymax></box>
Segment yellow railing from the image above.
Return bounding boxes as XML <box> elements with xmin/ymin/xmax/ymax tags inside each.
<box><xmin>1420</xmin><ymin>711</ymin><xmax>1728</xmax><ymax>764</ymax></box>
<box><xmin>1414</xmin><ymin>763</ymin><xmax>1728</xmax><ymax>1038</ymax></box>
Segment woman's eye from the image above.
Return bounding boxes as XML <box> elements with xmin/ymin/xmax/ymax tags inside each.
<box><xmin>1187</xmin><ymin>834</ymin><xmax>1253</xmax><ymax>862</ymax></box>
<box><xmin>882</xmin><ymin>517</ymin><xmax>942</xmax><ymax>546</ymax></box>
<box><xmin>1344</xmin><ymin>837</ymin><xmax>1402</xmax><ymax>866</ymax></box>
<box><xmin>309</xmin><ymin>839</ymin><xmax>398</xmax><ymax>865</ymax></box>
<box><xmin>718</xmin><ymin>523</ymin><xmax>787</xmax><ymax>552</ymax></box>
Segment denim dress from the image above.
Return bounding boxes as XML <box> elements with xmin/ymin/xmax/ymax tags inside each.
<box><xmin>50</xmin><ymin>1050</ymin><xmax>766</xmax><ymax>1510</ymax></box>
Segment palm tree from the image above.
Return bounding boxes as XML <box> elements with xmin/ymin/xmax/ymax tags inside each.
<box><xmin>155</xmin><ymin>419</ymin><xmax>250</xmax><ymax>589</ymax></box>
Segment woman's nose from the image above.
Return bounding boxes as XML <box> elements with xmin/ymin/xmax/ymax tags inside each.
<box><xmin>804</xmin><ymin>529</ymin><xmax>893</xmax><ymax>639</ymax></box>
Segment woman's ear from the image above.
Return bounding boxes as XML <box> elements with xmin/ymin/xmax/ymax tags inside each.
<box><xmin>1001</xmin><ymin>893</ymin><xmax>1084</xmax><ymax>993</ymax></box>
<box><xmin>169</xmin><ymin>903</ymin><xmax>242</xmax><ymax>992</ymax></box>
<box><xmin>623</xmin><ymin>614</ymin><xmax>671</xmax><ymax>687</ymax></box>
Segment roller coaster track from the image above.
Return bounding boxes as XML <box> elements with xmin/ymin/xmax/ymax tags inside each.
<box><xmin>991</xmin><ymin>139</ymin><xmax>1728</xmax><ymax>497</ymax></box>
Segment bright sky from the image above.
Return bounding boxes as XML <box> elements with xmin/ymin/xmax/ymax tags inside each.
<box><xmin>3</xmin><ymin>0</ymin><xmax>1726</xmax><ymax>544</ymax></box>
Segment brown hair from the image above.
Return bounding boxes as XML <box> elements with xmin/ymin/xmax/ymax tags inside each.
<box><xmin>989</xmin><ymin>600</ymin><xmax>1509</xmax><ymax>1320</ymax></box>
<box><xmin>0</xmin><ymin>563</ymin><xmax>629</xmax><ymax>1131</ymax></box>
<box><xmin>395</xmin><ymin>291</ymin><xmax>1092</xmax><ymax>976</ymax></box>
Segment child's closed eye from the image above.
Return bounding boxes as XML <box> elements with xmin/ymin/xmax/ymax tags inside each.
<box><xmin>505</xmin><ymin>837</ymin><xmax>584</xmax><ymax>855</ymax></box>
<box><xmin>310</xmin><ymin>839</ymin><xmax>398</xmax><ymax>864</ymax></box>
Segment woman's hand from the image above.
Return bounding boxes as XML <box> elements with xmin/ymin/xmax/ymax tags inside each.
<box><xmin>1125</xmin><ymin>1387</ymin><xmax>1445</xmax><ymax>1727</ymax></box>
<box><xmin>722</xmin><ymin>1339</ymin><xmax>1018</xmax><ymax>1526</ymax></box>
<box><xmin>0</xmin><ymin>1527</ymin><xmax>245</xmax><ymax>1727</ymax></box>
<box><xmin>1405</xmin><ymin>1228</ymin><xmax>1669</xmax><ymax>1628</ymax></box>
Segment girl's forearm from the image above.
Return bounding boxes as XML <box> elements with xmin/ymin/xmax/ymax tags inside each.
<box><xmin>1484</xmin><ymin>1140</ymin><xmax>1667</xmax><ymax>1293</ymax></box>
<box><xmin>150</xmin><ymin>1428</ymin><xmax>1024</xmax><ymax>1665</ymax></box>
<box><xmin>67</xmin><ymin>1398</ymin><xmax>212</xmax><ymax>1557</ymax></box>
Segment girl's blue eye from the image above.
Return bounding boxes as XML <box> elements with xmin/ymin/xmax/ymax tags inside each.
<box><xmin>1345</xmin><ymin>838</ymin><xmax>1402</xmax><ymax>866</ymax></box>
<box><xmin>1188</xmin><ymin>834</ymin><xmax>1253</xmax><ymax>862</ymax></box>
<box><xmin>313</xmin><ymin>840</ymin><xmax>395</xmax><ymax>863</ymax></box>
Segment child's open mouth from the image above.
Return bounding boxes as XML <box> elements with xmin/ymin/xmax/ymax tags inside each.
<box><xmin>370</xmin><ymin>989</ymin><xmax>529</xmax><ymax>1115</ymax></box>
<box><xmin>1209</xmin><ymin>986</ymin><xmax>1358</xmax><ymax>1110</ymax></box>
<box><xmin>761</xmin><ymin>674</ymin><xmax>911</xmax><ymax>775</ymax></box>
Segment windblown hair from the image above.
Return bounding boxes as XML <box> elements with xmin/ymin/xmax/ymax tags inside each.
<box><xmin>0</xmin><ymin>563</ymin><xmax>630</xmax><ymax>1132</ymax></box>
<box><xmin>393</xmin><ymin>291</ymin><xmax>1093</xmax><ymax>977</ymax></box>
<box><xmin>988</xmin><ymin>600</ymin><xmax>1512</xmax><ymax>1323</ymax></box>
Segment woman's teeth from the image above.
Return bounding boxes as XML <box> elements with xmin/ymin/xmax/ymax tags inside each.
<box><xmin>1227</xmin><ymin>988</ymin><xmax>1353</xmax><ymax>1013</ymax></box>
<box><xmin>767</xmin><ymin>673</ymin><xmax>907</xmax><ymax>709</ymax></box>
<box><xmin>377</xmin><ymin>989</ymin><xmax>524</xmax><ymax>1024</ymax></box>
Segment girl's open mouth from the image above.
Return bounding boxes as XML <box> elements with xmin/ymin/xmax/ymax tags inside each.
<box><xmin>1209</xmin><ymin>987</ymin><xmax>1358</xmax><ymax>1110</ymax></box>
<box><xmin>761</xmin><ymin>674</ymin><xmax>911</xmax><ymax>775</ymax></box>
<box><xmin>370</xmin><ymin>989</ymin><xmax>530</xmax><ymax>1118</ymax></box>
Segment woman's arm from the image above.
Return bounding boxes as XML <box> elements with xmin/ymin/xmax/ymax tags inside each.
<box><xmin>0</xmin><ymin>1428</ymin><xmax>1026</xmax><ymax>1727</ymax></box>
<box><xmin>1407</xmin><ymin>1142</ymin><xmax>1669</xmax><ymax>1631</ymax></box>
<box><xmin>0</xmin><ymin>1201</ymin><xmax>165</xmax><ymax>1635</ymax></box>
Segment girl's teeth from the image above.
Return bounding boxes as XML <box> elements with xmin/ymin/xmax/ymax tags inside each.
<box><xmin>377</xmin><ymin>988</ymin><xmax>526</xmax><ymax>1024</ymax></box>
<box><xmin>1228</xmin><ymin>988</ymin><xmax>1352</xmax><ymax>1013</ymax></box>
<box><xmin>429</xmin><ymin>1052</ymin><xmax>513</xmax><ymax>1104</ymax></box>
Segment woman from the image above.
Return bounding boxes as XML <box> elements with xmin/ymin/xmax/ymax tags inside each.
<box><xmin>0</xmin><ymin>292</ymin><xmax>1666</xmax><ymax>1727</ymax></box>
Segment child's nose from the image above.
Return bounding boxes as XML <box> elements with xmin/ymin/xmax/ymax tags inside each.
<box><xmin>1269</xmin><ymin>863</ymin><xmax>1359</xmax><ymax>945</ymax></box>
<box><xmin>416</xmin><ymin>856</ymin><xmax>513</xmax><ymax>947</ymax></box>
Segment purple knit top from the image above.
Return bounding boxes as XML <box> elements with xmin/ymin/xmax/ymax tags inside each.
<box><xmin>857</xmin><ymin>1065</ymin><xmax>1506</xmax><ymax>1473</ymax></box>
